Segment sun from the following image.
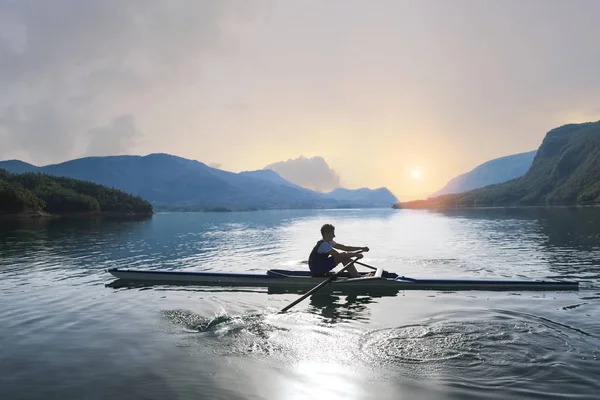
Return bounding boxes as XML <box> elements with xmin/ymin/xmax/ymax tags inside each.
<box><xmin>410</xmin><ymin>169</ymin><xmax>422</xmax><ymax>180</ymax></box>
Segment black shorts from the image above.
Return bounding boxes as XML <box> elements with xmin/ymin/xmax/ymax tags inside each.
<box><xmin>310</xmin><ymin>257</ymin><xmax>336</xmax><ymax>276</ymax></box>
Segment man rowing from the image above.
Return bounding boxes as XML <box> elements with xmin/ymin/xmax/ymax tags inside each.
<box><xmin>308</xmin><ymin>223</ymin><xmax>369</xmax><ymax>277</ymax></box>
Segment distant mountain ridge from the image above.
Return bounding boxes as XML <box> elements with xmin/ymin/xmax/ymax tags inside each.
<box><xmin>430</xmin><ymin>150</ymin><xmax>537</xmax><ymax>197</ymax></box>
<box><xmin>323</xmin><ymin>187</ymin><xmax>397</xmax><ymax>207</ymax></box>
<box><xmin>0</xmin><ymin>153</ymin><xmax>398</xmax><ymax>211</ymax></box>
<box><xmin>396</xmin><ymin>120</ymin><xmax>600</xmax><ymax>209</ymax></box>
<box><xmin>0</xmin><ymin>160</ymin><xmax>39</xmax><ymax>174</ymax></box>
<box><xmin>238</xmin><ymin>169</ymin><xmax>307</xmax><ymax>190</ymax></box>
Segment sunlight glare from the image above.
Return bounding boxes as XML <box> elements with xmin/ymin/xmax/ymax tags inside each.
<box><xmin>411</xmin><ymin>169</ymin><xmax>422</xmax><ymax>180</ymax></box>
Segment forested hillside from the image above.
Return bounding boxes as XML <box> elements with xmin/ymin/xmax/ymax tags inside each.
<box><xmin>0</xmin><ymin>169</ymin><xmax>153</xmax><ymax>216</ymax></box>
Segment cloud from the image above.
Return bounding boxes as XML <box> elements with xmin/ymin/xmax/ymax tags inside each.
<box><xmin>0</xmin><ymin>101</ymin><xmax>81</xmax><ymax>162</ymax></box>
<box><xmin>209</xmin><ymin>162</ymin><xmax>222</xmax><ymax>169</ymax></box>
<box><xmin>264</xmin><ymin>156</ymin><xmax>340</xmax><ymax>192</ymax></box>
<box><xmin>0</xmin><ymin>0</ymin><xmax>258</xmax><ymax>163</ymax></box>
<box><xmin>86</xmin><ymin>115</ymin><xmax>142</xmax><ymax>157</ymax></box>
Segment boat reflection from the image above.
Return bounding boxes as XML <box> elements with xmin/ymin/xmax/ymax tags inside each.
<box><xmin>269</xmin><ymin>286</ymin><xmax>399</xmax><ymax>323</ymax></box>
<box><xmin>107</xmin><ymin>278</ymin><xmax>401</xmax><ymax>296</ymax></box>
<box><xmin>106</xmin><ymin>279</ymin><xmax>400</xmax><ymax>324</ymax></box>
<box><xmin>305</xmin><ymin>292</ymin><xmax>384</xmax><ymax>323</ymax></box>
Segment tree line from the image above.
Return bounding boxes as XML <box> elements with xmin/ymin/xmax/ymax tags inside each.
<box><xmin>0</xmin><ymin>169</ymin><xmax>153</xmax><ymax>215</ymax></box>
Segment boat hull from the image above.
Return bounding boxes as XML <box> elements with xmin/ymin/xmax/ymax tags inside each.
<box><xmin>106</xmin><ymin>268</ymin><xmax>579</xmax><ymax>291</ymax></box>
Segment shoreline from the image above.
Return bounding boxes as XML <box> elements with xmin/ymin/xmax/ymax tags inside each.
<box><xmin>0</xmin><ymin>211</ymin><xmax>154</xmax><ymax>220</ymax></box>
<box><xmin>393</xmin><ymin>203</ymin><xmax>600</xmax><ymax>210</ymax></box>
<box><xmin>3</xmin><ymin>204</ymin><xmax>599</xmax><ymax>218</ymax></box>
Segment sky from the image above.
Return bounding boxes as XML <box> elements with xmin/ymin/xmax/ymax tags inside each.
<box><xmin>1</xmin><ymin>0</ymin><xmax>600</xmax><ymax>201</ymax></box>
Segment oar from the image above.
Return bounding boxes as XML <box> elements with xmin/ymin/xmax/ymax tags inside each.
<box><xmin>354</xmin><ymin>261</ymin><xmax>377</xmax><ymax>271</ymax></box>
<box><xmin>355</xmin><ymin>260</ymin><xmax>415</xmax><ymax>281</ymax></box>
<box><xmin>279</xmin><ymin>257</ymin><xmax>361</xmax><ymax>314</ymax></box>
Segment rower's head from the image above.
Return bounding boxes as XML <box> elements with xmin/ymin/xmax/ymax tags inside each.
<box><xmin>321</xmin><ymin>224</ymin><xmax>335</xmax><ymax>241</ymax></box>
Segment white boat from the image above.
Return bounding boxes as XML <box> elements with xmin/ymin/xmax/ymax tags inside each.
<box><xmin>106</xmin><ymin>267</ymin><xmax>579</xmax><ymax>291</ymax></box>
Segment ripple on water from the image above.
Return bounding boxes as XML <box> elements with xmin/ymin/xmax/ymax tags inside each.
<box><xmin>359</xmin><ymin>309</ymin><xmax>600</xmax><ymax>390</ymax></box>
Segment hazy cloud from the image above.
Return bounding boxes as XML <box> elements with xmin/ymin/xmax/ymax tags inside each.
<box><xmin>86</xmin><ymin>115</ymin><xmax>141</xmax><ymax>157</ymax></box>
<box><xmin>264</xmin><ymin>156</ymin><xmax>340</xmax><ymax>192</ymax></box>
<box><xmin>209</xmin><ymin>162</ymin><xmax>222</xmax><ymax>169</ymax></box>
<box><xmin>0</xmin><ymin>0</ymin><xmax>257</xmax><ymax>163</ymax></box>
<box><xmin>0</xmin><ymin>101</ymin><xmax>80</xmax><ymax>161</ymax></box>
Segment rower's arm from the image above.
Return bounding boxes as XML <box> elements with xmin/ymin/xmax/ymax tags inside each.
<box><xmin>333</xmin><ymin>243</ymin><xmax>365</xmax><ymax>252</ymax></box>
<box><xmin>328</xmin><ymin>249</ymin><xmax>361</xmax><ymax>263</ymax></box>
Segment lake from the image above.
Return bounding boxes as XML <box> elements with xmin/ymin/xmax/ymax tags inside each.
<box><xmin>1</xmin><ymin>208</ymin><xmax>599</xmax><ymax>399</ymax></box>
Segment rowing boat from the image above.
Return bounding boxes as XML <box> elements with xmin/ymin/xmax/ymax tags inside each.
<box><xmin>105</xmin><ymin>267</ymin><xmax>579</xmax><ymax>291</ymax></box>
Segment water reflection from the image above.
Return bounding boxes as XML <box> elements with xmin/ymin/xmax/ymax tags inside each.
<box><xmin>306</xmin><ymin>292</ymin><xmax>397</xmax><ymax>324</ymax></box>
<box><xmin>0</xmin><ymin>214</ymin><xmax>153</xmax><ymax>234</ymax></box>
<box><xmin>438</xmin><ymin>207</ymin><xmax>600</xmax><ymax>250</ymax></box>
<box><xmin>435</xmin><ymin>207</ymin><xmax>600</xmax><ymax>280</ymax></box>
<box><xmin>307</xmin><ymin>293</ymin><xmax>372</xmax><ymax>323</ymax></box>
<box><xmin>0</xmin><ymin>215</ymin><xmax>153</xmax><ymax>252</ymax></box>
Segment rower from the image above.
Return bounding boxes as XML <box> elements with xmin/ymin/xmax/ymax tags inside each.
<box><xmin>307</xmin><ymin>223</ymin><xmax>369</xmax><ymax>278</ymax></box>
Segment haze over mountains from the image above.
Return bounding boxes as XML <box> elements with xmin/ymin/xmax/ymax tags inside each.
<box><xmin>4</xmin><ymin>119</ymin><xmax>598</xmax><ymax>212</ymax></box>
<box><xmin>430</xmin><ymin>150</ymin><xmax>537</xmax><ymax>198</ymax></box>
<box><xmin>397</xmin><ymin>120</ymin><xmax>600</xmax><ymax>209</ymax></box>
<box><xmin>0</xmin><ymin>154</ymin><xmax>398</xmax><ymax>211</ymax></box>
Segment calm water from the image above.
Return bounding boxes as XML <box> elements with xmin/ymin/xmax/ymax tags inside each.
<box><xmin>1</xmin><ymin>208</ymin><xmax>599</xmax><ymax>400</ymax></box>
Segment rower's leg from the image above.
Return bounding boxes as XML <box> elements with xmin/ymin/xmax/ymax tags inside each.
<box><xmin>343</xmin><ymin>261</ymin><xmax>360</xmax><ymax>278</ymax></box>
<box><xmin>333</xmin><ymin>255</ymin><xmax>361</xmax><ymax>278</ymax></box>
<box><xmin>348</xmin><ymin>264</ymin><xmax>360</xmax><ymax>278</ymax></box>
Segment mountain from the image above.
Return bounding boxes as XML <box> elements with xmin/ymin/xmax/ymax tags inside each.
<box><xmin>324</xmin><ymin>187</ymin><xmax>398</xmax><ymax>207</ymax></box>
<box><xmin>0</xmin><ymin>160</ymin><xmax>39</xmax><ymax>174</ymax></box>
<box><xmin>0</xmin><ymin>154</ymin><xmax>396</xmax><ymax>211</ymax></box>
<box><xmin>241</xmin><ymin>170</ymin><xmax>399</xmax><ymax>207</ymax></box>
<box><xmin>429</xmin><ymin>150</ymin><xmax>537</xmax><ymax>197</ymax></box>
<box><xmin>396</xmin><ymin>121</ymin><xmax>600</xmax><ymax>209</ymax></box>
<box><xmin>238</xmin><ymin>169</ymin><xmax>307</xmax><ymax>190</ymax></box>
